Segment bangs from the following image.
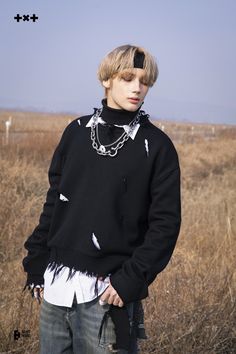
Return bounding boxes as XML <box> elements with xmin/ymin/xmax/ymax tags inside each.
<box><xmin>115</xmin><ymin>69</ymin><xmax>150</xmax><ymax>86</ymax></box>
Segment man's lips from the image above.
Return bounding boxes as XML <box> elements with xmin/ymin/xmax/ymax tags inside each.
<box><xmin>128</xmin><ymin>98</ymin><xmax>140</xmax><ymax>103</ymax></box>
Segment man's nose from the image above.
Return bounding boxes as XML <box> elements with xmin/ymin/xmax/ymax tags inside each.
<box><xmin>132</xmin><ymin>79</ymin><xmax>141</xmax><ymax>92</ymax></box>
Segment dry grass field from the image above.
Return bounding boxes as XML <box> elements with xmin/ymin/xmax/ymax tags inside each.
<box><xmin>0</xmin><ymin>110</ymin><xmax>235</xmax><ymax>354</ymax></box>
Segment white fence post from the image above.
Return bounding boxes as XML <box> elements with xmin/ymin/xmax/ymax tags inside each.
<box><xmin>5</xmin><ymin>120</ymin><xmax>11</xmax><ymax>145</ymax></box>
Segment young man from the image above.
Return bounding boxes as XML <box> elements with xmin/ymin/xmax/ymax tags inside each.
<box><xmin>22</xmin><ymin>44</ymin><xmax>181</xmax><ymax>353</ymax></box>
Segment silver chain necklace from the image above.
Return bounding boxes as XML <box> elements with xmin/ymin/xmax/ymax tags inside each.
<box><xmin>90</xmin><ymin>107</ymin><xmax>145</xmax><ymax>157</ymax></box>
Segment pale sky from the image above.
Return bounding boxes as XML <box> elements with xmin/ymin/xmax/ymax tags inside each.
<box><xmin>0</xmin><ymin>0</ymin><xmax>235</xmax><ymax>124</ymax></box>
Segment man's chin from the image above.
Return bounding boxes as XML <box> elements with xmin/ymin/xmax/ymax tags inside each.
<box><xmin>123</xmin><ymin>101</ymin><xmax>142</xmax><ymax>112</ymax></box>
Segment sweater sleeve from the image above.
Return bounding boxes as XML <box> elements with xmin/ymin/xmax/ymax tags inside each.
<box><xmin>22</xmin><ymin>124</ymin><xmax>70</xmax><ymax>287</ymax></box>
<box><xmin>110</xmin><ymin>138</ymin><xmax>181</xmax><ymax>304</ymax></box>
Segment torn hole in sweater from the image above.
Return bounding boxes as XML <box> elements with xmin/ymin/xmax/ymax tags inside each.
<box><xmin>92</xmin><ymin>232</ymin><xmax>101</xmax><ymax>250</ymax></box>
<box><xmin>59</xmin><ymin>193</ymin><xmax>69</xmax><ymax>202</ymax></box>
<box><xmin>144</xmin><ymin>138</ymin><xmax>149</xmax><ymax>157</ymax></box>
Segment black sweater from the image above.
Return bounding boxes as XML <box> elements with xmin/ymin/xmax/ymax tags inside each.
<box><xmin>22</xmin><ymin>99</ymin><xmax>181</xmax><ymax>304</ymax></box>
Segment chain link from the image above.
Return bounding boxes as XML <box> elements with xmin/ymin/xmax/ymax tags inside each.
<box><xmin>90</xmin><ymin>107</ymin><xmax>146</xmax><ymax>157</ymax></box>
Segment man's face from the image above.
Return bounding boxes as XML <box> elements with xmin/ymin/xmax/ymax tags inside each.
<box><xmin>102</xmin><ymin>68</ymin><xmax>150</xmax><ymax>112</ymax></box>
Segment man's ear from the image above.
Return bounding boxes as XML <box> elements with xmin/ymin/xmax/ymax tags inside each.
<box><xmin>102</xmin><ymin>79</ymin><xmax>111</xmax><ymax>89</ymax></box>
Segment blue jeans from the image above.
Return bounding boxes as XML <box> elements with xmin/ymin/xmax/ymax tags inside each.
<box><xmin>39</xmin><ymin>294</ymin><xmax>138</xmax><ymax>354</ymax></box>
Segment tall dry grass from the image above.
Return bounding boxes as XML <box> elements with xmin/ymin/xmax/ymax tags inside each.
<box><xmin>0</xmin><ymin>112</ymin><xmax>235</xmax><ymax>353</ymax></box>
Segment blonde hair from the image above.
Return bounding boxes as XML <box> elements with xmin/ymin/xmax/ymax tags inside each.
<box><xmin>97</xmin><ymin>44</ymin><xmax>158</xmax><ymax>88</ymax></box>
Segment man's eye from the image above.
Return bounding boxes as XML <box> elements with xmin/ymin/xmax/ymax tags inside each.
<box><xmin>140</xmin><ymin>77</ymin><xmax>149</xmax><ymax>85</ymax></box>
<box><xmin>122</xmin><ymin>76</ymin><xmax>133</xmax><ymax>81</ymax></box>
<box><xmin>120</xmin><ymin>73</ymin><xmax>134</xmax><ymax>80</ymax></box>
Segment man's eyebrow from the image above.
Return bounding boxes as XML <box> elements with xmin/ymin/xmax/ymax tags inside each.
<box><xmin>119</xmin><ymin>71</ymin><xmax>148</xmax><ymax>81</ymax></box>
<box><xmin>122</xmin><ymin>71</ymin><xmax>135</xmax><ymax>75</ymax></box>
<box><xmin>122</xmin><ymin>71</ymin><xmax>146</xmax><ymax>78</ymax></box>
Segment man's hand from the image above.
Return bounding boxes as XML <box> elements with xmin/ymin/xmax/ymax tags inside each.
<box><xmin>100</xmin><ymin>283</ymin><xmax>124</xmax><ymax>307</ymax></box>
<box><xmin>33</xmin><ymin>286</ymin><xmax>44</xmax><ymax>304</ymax></box>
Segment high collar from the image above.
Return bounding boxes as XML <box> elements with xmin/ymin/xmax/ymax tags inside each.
<box><xmin>100</xmin><ymin>98</ymin><xmax>143</xmax><ymax>125</ymax></box>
